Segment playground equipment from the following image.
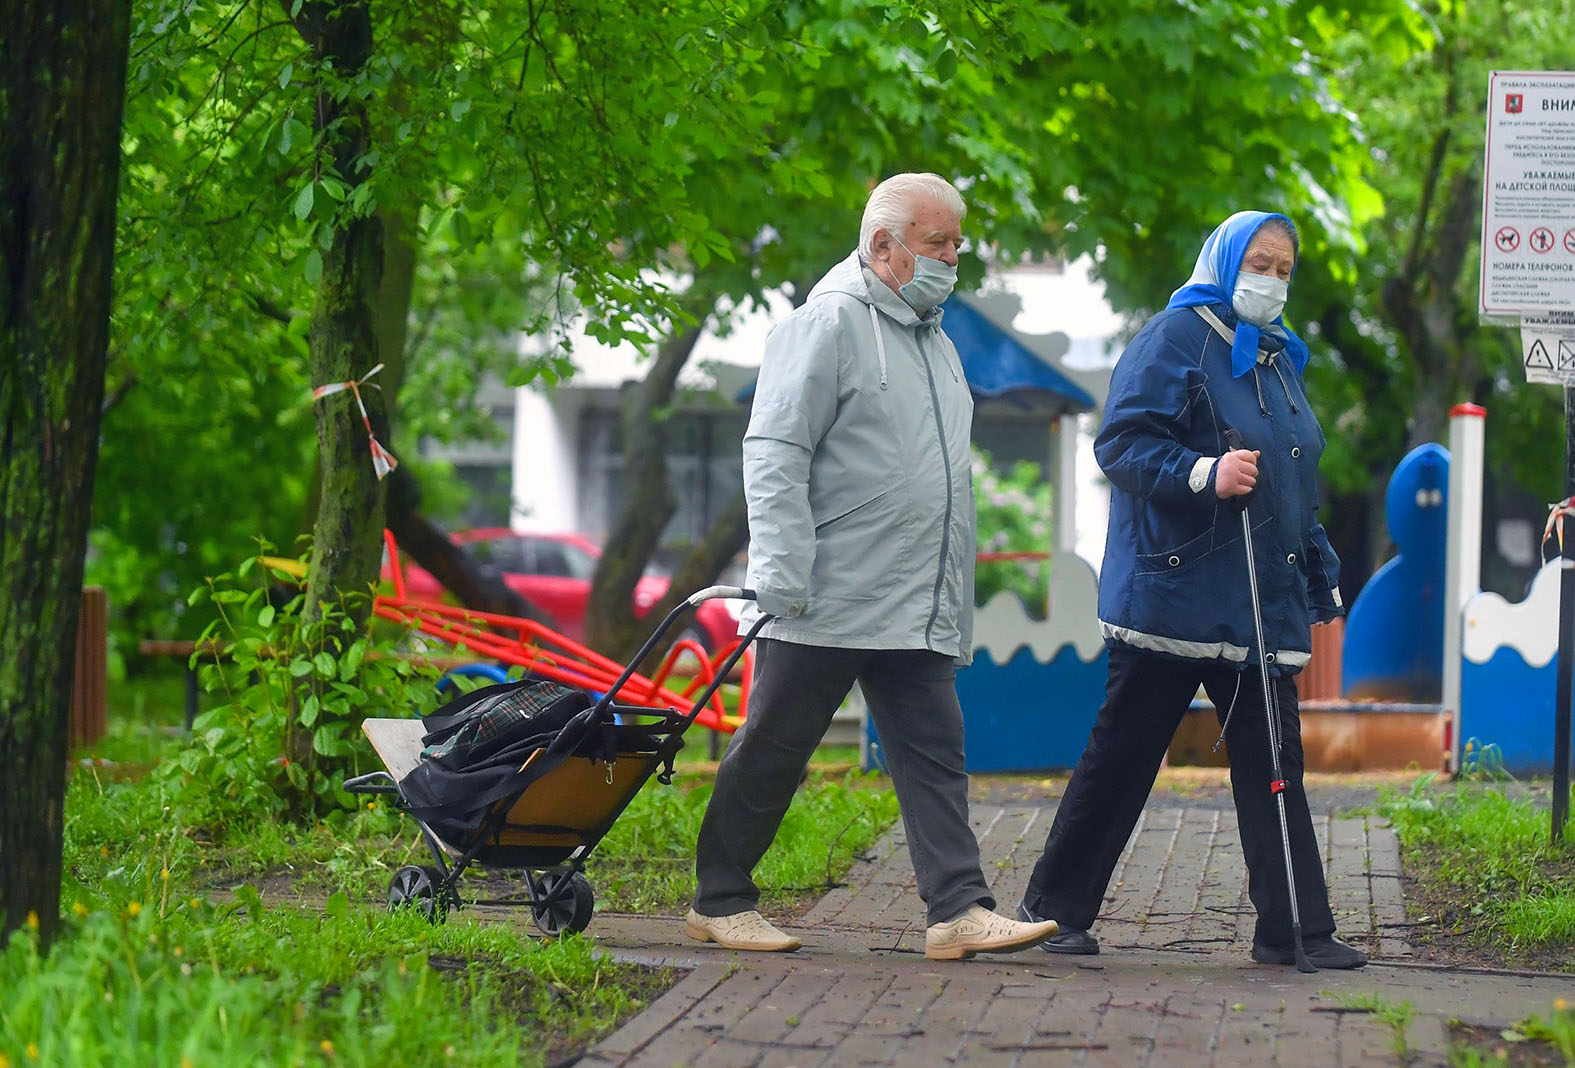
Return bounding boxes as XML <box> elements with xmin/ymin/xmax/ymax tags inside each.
<box><xmin>374</xmin><ymin>531</ymin><xmax>753</xmax><ymax>734</ymax></box>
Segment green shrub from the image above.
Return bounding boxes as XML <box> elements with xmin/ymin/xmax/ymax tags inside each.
<box><xmin>972</xmin><ymin>448</ymin><xmax>1052</xmax><ymax>618</ymax></box>
<box><xmin>157</xmin><ymin>551</ymin><xmax>444</xmax><ymax>825</ymax></box>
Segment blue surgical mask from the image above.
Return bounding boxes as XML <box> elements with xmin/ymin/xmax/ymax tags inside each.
<box><xmin>893</xmin><ymin>236</ymin><xmax>957</xmax><ymax>311</ymax></box>
<box><xmin>1233</xmin><ymin>271</ymin><xmax>1288</xmax><ymax>326</ymax></box>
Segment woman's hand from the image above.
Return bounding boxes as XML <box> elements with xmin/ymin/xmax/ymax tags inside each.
<box><xmin>1215</xmin><ymin>449</ymin><xmax>1259</xmax><ymax>498</ymax></box>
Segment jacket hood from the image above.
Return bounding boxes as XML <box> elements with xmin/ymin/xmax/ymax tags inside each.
<box><xmin>808</xmin><ymin>251</ymin><xmax>939</xmax><ymax>328</ymax></box>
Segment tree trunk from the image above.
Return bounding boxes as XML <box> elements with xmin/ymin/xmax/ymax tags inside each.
<box><xmin>583</xmin><ymin>320</ymin><xmax>704</xmax><ymax>658</ymax></box>
<box><xmin>290</xmin><ymin>0</ymin><xmax>384</xmax><ymax>770</ymax></box>
<box><xmin>0</xmin><ymin>0</ymin><xmax>131</xmax><ymax>946</ymax></box>
<box><xmin>293</xmin><ymin>0</ymin><xmax>385</xmax><ymax>627</ymax></box>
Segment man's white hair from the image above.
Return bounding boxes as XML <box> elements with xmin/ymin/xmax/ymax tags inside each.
<box><xmin>859</xmin><ymin>172</ymin><xmax>966</xmax><ymax>260</ymax></box>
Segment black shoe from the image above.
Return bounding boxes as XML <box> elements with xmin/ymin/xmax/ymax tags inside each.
<box><xmin>1017</xmin><ymin>903</ymin><xmax>1100</xmax><ymax>955</ymax></box>
<box><xmin>1250</xmin><ymin>934</ymin><xmax>1367</xmax><ymax>969</ymax></box>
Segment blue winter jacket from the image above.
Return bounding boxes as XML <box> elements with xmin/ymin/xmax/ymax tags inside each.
<box><xmin>1094</xmin><ymin>302</ymin><xmax>1343</xmax><ymax>675</ymax></box>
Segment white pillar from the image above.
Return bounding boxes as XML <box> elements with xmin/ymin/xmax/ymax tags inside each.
<box><xmin>511</xmin><ymin>388</ymin><xmax>579</xmax><ymax>531</ymax></box>
<box><xmin>1443</xmin><ymin>403</ymin><xmax>1486</xmax><ymax>772</ymax></box>
<box><xmin>1054</xmin><ymin>413</ymin><xmax>1079</xmax><ymax>556</ymax></box>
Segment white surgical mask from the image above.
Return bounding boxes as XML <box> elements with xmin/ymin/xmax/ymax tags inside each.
<box><xmin>892</xmin><ymin>236</ymin><xmax>957</xmax><ymax>311</ymax></box>
<box><xmin>1233</xmin><ymin>271</ymin><xmax>1288</xmax><ymax>326</ymax></box>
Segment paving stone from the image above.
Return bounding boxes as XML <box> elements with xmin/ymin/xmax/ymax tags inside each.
<box><xmin>567</xmin><ymin>790</ymin><xmax>1572</xmax><ymax>1067</ymax></box>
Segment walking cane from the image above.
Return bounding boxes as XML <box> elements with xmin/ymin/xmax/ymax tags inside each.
<box><xmin>1223</xmin><ymin>427</ymin><xmax>1316</xmax><ymax>974</ymax></box>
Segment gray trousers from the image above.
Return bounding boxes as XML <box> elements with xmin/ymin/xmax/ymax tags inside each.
<box><xmin>693</xmin><ymin>638</ymin><xmax>994</xmax><ymax>926</ymax></box>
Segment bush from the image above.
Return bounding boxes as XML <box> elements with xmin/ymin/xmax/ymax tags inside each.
<box><xmin>157</xmin><ymin>551</ymin><xmax>444</xmax><ymax>825</ymax></box>
<box><xmin>972</xmin><ymin>448</ymin><xmax>1052</xmax><ymax>618</ymax></box>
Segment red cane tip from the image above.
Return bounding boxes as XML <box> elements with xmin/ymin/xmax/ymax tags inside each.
<box><xmin>1270</xmin><ymin>779</ymin><xmax>1286</xmax><ymax>794</ymax></box>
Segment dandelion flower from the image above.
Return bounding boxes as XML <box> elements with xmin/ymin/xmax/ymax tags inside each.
<box><xmin>1556</xmin><ymin>997</ymin><xmax>1569</xmax><ymax>1012</ymax></box>
<box><xmin>72</xmin><ymin>902</ymin><xmax>89</xmax><ymax>918</ymax></box>
<box><xmin>320</xmin><ymin>1039</ymin><xmax>335</xmax><ymax>1054</ymax></box>
<box><xmin>127</xmin><ymin>902</ymin><xmax>142</xmax><ymax>918</ymax></box>
<box><xmin>25</xmin><ymin>911</ymin><xmax>38</xmax><ymax>930</ymax></box>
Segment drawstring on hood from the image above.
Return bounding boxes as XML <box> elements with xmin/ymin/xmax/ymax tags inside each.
<box><xmin>868</xmin><ymin>304</ymin><xmax>888</xmax><ymax>390</ymax></box>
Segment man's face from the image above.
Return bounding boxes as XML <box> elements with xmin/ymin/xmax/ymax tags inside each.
<box><xmin>873</xmin><ymin>197</ymin><xmax>964</xmax><ymax>287</ymax></box>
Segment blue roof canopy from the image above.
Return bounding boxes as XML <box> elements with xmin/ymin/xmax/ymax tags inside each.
<box><xmin>940</xmin><ymin>295</ymin><xmax>1095</xmax><ymax>412</ymax></box>
<box><xmin>733</xmin><ymin>294</ymin><xmax>1095</xmax><ymax>416</ymax></box>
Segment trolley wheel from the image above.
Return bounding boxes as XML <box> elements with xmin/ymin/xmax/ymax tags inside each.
<box><xmin>529</xmin><ymin>870</ymin><xmax>595</xmax><ymax>936</ymax></box>
<box><xmin>388</xmin><ymin>864</ymin><xmax>448</xmax><ymax>924</ymax></box>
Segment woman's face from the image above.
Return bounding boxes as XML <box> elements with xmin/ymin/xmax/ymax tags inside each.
<box><xmin>1240</xmin><ymin>228</ymin><xmax>1296</xmax><ymax>282</ymax></box>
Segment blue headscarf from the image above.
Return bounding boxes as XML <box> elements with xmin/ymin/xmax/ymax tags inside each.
<box><xmin>1165</xmin><ymin>210</ymin><xmax>1309</xmax><ymax>379</ymax></box>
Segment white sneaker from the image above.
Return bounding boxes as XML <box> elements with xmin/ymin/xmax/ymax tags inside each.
<box><xmin>684</xmin><ymin>908</ymin><xmax>802</xmax><ymax>952</ymax></box>
<box><xmin>925</xmin><ymin>904</ymin><xmax>1058</xmax><ymax>961</ymax></box>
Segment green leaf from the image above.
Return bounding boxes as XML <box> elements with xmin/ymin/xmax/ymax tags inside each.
<box><xmin>257</xmin><ymin>604</ymin><xmax>276</xmax><ymax>629</ymax></box>
<box><xmin>304</xmin><ymin>250</ymin><xmax>323</xmax><ymax>286</ymax></box>
<box><xmin>300</xmin><ymin>693</ymin><xmax>320</xmax><ymax>728</ymax></box>
<box><xmin>935</xmin><ymin>47</ymin><xmax>958</xmax><ymax>83</ymax></box>
<box><xmin>278</xmin><ymin>63</ymin><xmax>293</xmax><ymax>90</ymax></box>
<box><xmin>289</xmin><ymin>657</ymin><xmax>314</xmax><ymax>678</ymax></box>
<box><xmin>325</xmin><ymin>891</ymin><xmax>350</xmax><ymax>920</ymax></box>
<box><xmin>313</xmin><ymin>651</ymin><xmax>336</xmax><ymax>676</ymax></box>
<box><xmin>293</xmin><ymin>183</ymin><xmax>314</xmax><ymax>221</ymax></box>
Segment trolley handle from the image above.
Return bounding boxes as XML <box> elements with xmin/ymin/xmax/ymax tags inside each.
<box><xmin>595</xmin><ymin>588</ymin><xmax>761</xmax><ymax>712</ymax></box>
<box><xmin>685</xmin><ymin>585</ymin><xmax>754</xmax><ymax>606</ymax></box>
<box><xmin>345</xmin><ymin>770</ymin><xmax>400</xmax><ymax>795</ymax></box>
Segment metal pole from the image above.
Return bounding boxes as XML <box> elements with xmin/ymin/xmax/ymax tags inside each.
<box><xmin>1553</xmin><ymin>389</ymin><xmax>1574</xmax><ymax>842</ymax></box>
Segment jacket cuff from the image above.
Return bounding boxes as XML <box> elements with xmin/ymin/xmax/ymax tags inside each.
<box><xmin>1188</xmin><ymin>455</ymin><xmax>1217</xmax><ymax>495</ymax></box>
<box><xmin>753</xmin><ymin>586</ymin><xmax>807</xmax><ymax>619</ymax></box>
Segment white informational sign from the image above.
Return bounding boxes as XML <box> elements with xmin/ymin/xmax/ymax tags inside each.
<box><xmin>1520</xmin><ymin>311</ymin><xmax>1575</xmax><ymax>385</ymax></box>
<box><xmin>1481</xmin><ymin>71</ymin><xmax>1575</xmax><ymax>319</ymax></box>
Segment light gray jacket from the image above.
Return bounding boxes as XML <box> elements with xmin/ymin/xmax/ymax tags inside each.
<box><xmin>740</xmin><ymin>251</ymin><xmax>976</xmax><ymax>664</ymax></box>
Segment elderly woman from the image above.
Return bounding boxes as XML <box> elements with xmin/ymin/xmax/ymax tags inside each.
<box><xmin>1017</xmin><ymin>211</ymin><xmax>1365</xmax><ymax>969</ymax></box>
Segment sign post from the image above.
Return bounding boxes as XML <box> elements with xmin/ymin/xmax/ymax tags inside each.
<box><xmin>1482</xmin><ymin>70</ymin><xmax>1575</xmax><ymax>841</ymax></box>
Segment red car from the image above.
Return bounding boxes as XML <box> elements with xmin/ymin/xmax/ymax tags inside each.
<box><xmin>389</xmin><ymin>528</ymin><xmax>739</xmax><ymax>652</ymax></box>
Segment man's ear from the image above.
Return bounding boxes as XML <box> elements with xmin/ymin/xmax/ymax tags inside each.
<box><xmin>871</xmin><ymin>229</ymin><xmax>893</xmax><ymax>262</ymax></box>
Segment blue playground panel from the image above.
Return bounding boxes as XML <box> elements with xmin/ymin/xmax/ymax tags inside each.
<box><xmin>1460</xmin><ymin>647</ymin><xmax>1561</xmax><ymax>776</ymax></box>
<box><xmin>1342</xmin><ymin>443</ymin><xmax>1448</xmax><ymax>700</ymax></box>
<box><xmin>865</xmin><ymin>644</ymin><xmax>1108</xmax><ymax>774</ymax></box>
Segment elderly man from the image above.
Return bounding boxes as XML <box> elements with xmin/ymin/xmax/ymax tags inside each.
<box><xmin>685</xmin><ymin>173</ymin><xmax>1057</xmax><ymax>961</ymax></box>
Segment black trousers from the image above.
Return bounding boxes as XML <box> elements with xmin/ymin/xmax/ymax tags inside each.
<box><xmin>694</xmin><ymin>638</ymin><xmax>994</xmax><ymax>926</ymax></box>
<box><xmin>1022</xmin><ymin>644</ymin><xmax>1336</xmax><ymax>948</ymax></box>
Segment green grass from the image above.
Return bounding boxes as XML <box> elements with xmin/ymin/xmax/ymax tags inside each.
<box><xmin>1379</xmin><ymin>776</ymin><xmax>1575</xmax><ymax>953</ymax></box>
<box><xmin>2</xmin><ymin>894</ymin><xmax>653</xmax><ymax>1068</ymax></box>
<box><xmin>40</xmin><ymin>687</ymin><xmax>898</xmax><ymax>1068</ymax></box>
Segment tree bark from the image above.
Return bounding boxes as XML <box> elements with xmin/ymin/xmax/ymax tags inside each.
<box><xmin>289</xmin><ymin>0</ymin><xmax>384</xmax><ymax>771</ymax></box>
<box><xmin>0</xmin><ymin>0</ymin><xmax>132</xmax><ymax>946</ymax></box>
<box><xmin>583</xmin><ymin>317</ymin><xmax>704</xmax><ymax>658</ymax></box>
<box><xmin>293</xmin><ymin>0</ymin><xmax>386</xmax><ymax>628</ymax></box>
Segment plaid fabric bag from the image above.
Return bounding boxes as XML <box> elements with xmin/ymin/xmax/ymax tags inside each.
<box><xmin>399</xmin><ymin>677</ymin><xmax>605</xmax><ymax>841</ymax></box>
<box><xmin>420</xmin><ymin>679</ymin><xmax>587</xmax><ymax>761</ymax></box>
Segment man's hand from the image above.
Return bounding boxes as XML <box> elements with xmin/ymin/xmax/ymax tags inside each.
<box><xmin>1215</xmin><ymin>449</ymin><xmax>1259</xmax><ymax>499</ymax></box>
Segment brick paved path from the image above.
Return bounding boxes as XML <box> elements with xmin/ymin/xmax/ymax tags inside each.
<box><xmin>549</xmin><ymin>795</ymin><xmax>1573</xmax><ymax>1067</ymax></box>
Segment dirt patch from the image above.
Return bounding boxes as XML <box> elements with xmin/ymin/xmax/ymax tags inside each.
<box><xmin>1392</xmin><ymin>841</ymin><xmax>1575</xmax><ymax>976</ymax></box>
<box><xmin>1450</xmin><ymin>1020</ymin><xmax>1575</xmax><ymax>1068</ymax></box>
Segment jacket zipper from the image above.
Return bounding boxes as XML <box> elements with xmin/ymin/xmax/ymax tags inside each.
<box><xmin>919</xmin><ymin>325</ymin><xmax>953</xmax><ymax>647</ymax></box>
